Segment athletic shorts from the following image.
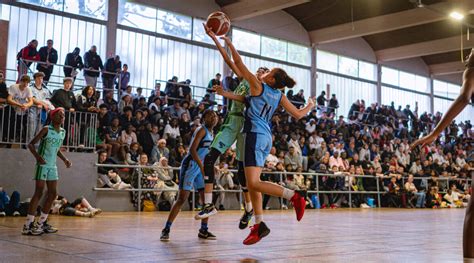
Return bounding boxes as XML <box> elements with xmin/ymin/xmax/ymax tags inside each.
<box><xmin>179</xmin><ymin>160</ymin><xmax>205</xmax><ymax>191</ymax></box>
<box><xmin>34</xmin><ymin>165</ymin><xmax>58</xmax><ymax>181</ymax></box>
<box><xmin>243</xmin><ymin>132</ymin><xmax>272</xmax><ymax>168</ymax></box>
<box><xmin>211</xmin><ymin>114</ymin><xmax>245</xmax><ymax>161</ymax></box>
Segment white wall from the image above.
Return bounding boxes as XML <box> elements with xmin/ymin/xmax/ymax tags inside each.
<box><xmin>434</xmin><ymin>73</ymin><xmax>463</xmax><ymax>85</ymax></box>
<box><xmin>317</xmin><ymin>37</ymin><xmax>376</xmax><ymax>63</ymax></box>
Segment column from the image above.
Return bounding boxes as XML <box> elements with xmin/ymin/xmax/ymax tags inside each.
<box><xmin>376</xmin><ymin>64</ymin><xmax>382</xmax><ymax>104</ymax></box>
<box><xmin>106</xmin><ymin>0</ymin><xmax>118</xmax><ymax>58</ymax></box>
<box><xmin>310</xmin><ymin>45</ymin><xmax>317</xmax><ymax>97</ymax></box>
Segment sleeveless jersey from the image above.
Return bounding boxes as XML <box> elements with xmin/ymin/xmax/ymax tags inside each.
<box><xmin>243</xmin><ymin>83</ymin><xmax>282</xmax><ymax>135</ymax></box>
<box><xmin>37</xmin><ymin>125</ymin><xmax>66</xmax><ymax>168</ymax></box>
<box><xmin>229</xmin><ymin>80</ymin><xmax>250</xmax><ymax>115</ymax></box>
<box><xmin>182</xmin><ymin>126</ymin><xmax>213</xmax><ymax>166</ymax></box>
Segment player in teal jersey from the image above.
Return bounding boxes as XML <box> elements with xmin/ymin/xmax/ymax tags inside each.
<box><xmin>195</xmin><ymin>24</ymin><xmax>269</xmax><ymax>230</ymax></box>
<box><xmin>22</xmin><ymin>108</ymin><xmax>72</xmax><ymax>236</ymax></box>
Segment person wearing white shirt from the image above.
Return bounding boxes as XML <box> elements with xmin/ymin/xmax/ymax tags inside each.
<box><xmin>329</xmin><ymin>151</ymin><xmax>346</xmax><ymax>171</ymax></box>
<box><xmin>305</xmin><ymin>119</ymin><xmax>316</xmax><ymax>134</ymax></box>
<box><xmin>163</xmin><ymin>118</ymin><xmax>180</xmax><ymax>140</ymax></box>
<box><xmin>7</xmin><ymin>75</ymin><xmax>33</xmax><ymax>143</ymax></box>
<box><xmin>265</xmin><ymin>147</ymin><xmax>280</xmax><ymax>170</ymax></box>
<box><xmin>28</xmin><ymin>72</ymin><xmax>52</xmax><ymax>143</ymax></box>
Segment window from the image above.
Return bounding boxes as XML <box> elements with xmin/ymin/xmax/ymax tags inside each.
<box><xmin>118</xmin><ymin>0</ymin><xmax>156</xmax><ymax>32</ymax></box>
<box><xmin>316</xmin><ymin>50</ymin><xmax>338</xmax><ymax>73</ymax></box>
<box><xmin>338</xmin><ymin>56</ymin><xmax>358</xmax><ymax>77</ymax></box>
<box><xmin>156</xmin><ymin>9</ymin><xmax>192</xmax><ymax>39</ymax></box>
<box><xmin>434</xmin><ymin>80</ymin><xmax>460</xmax><ymax>99</ymax></box>
<box><xmin>381</xmin><ymin>66</ymin><xmax>399</xmax><ymax>86</ymax></box>
<box><xmin>381</xmin><ymin>86</ymin><xmax>431</xmax><ymax>115</ymax></box>
<box><xmin>399</xmin><ymin>71</ymin><xmax>415</xmax><ymax>89</ymax></box>
<box><xmin>18</xmin><ymin>0</ymin><xmax>107</xmax><ymax>19</ymax></box>
<box><xmin>415</xmin><ymin>75</ymin><xmax>429</xmax><ymax>93</ymax></box>
<box><xmin>288</xmin><ymin>42</ymin><xmax>310</xmax><ymax>66</ymax></box>
<box><xmin>232</xmin><ymin>28</ymin><xmax>260</xmax><ymax>55</ymax></box>
<box><xmin>261</xmin><ymin>36</ymin><xmax>287</xmax><ymax>61</ymax></box>
<box><xmin>18</xmin><ymin>0</ymin><xmax>63</xmax><ymax>11</ymax></box>
<box><xmin>358</xmin><ymin>61</ymin><xmax>376</xmax><ymax>81</ymax></box>
<box><xmin>192</xmin><ymin>18</ymin><xmax>224</xmax><ymax>45</ymax></box>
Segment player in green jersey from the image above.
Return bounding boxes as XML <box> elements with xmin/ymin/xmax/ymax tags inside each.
<box><xmin>195</xmin><ymin>24</ymin><xmax>269</xmax><ymax>230</ymax></box>
<box><xmin>22</xmin><ymin>108</ymin><xmax>72</xmax><ymax>236</ymax></box>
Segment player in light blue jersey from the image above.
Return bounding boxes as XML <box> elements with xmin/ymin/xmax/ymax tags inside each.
<box><xmin>160</xmin><ymin>109</ymin><xmax>218</xmax><ymax>241</ymax></box>
<box><xmin>214</xmin><ymin>36</ymin><xmax>315</xmax><ymax>245</ymax></box>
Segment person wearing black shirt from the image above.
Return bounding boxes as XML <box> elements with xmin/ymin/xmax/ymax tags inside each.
<box><xmin>102</xmin><ymin>55</ymin><xmax>121</xmax><ymax>92</ymax></box>
<box><xmin>328</xmin><ymin>94</ymin><xmax>339</xmax><ymax>115</ymax></box>
<box><xmin>83</xmin><ymin>45</ymin><xmax>104</xmax><ymax>88</ymax></box>
<box><xmin>316</xmin><ymin>91</ymin><xmax>327</xmax><ymax>108</ymax></box>
<box><xmin>103</xmin><ymin>90</ymin><xmax>118</xmax><ymax>114</ymax></box>
<box><xmin>165</xmin><ymin>76</ymin><xmax>178</xmax><ymax>105</ymax></box>
<box><xmin>50</xmin><ymin>78</ymin><xmax>76</xmax><ymax>111</ymax></box>
<box><xmin>36</xmin><ymin>39</ymin><xmax>58</xmax><ymax>85</ymax></box>
<box><xmin>64</xmin><ymin>47</ymin><xmax>84</xmax><ymax>81</ymax></box>
<box><xmin>0</xmin><ymin>71</ymin><xmax>10</xmax><ymax>143</ymax></box>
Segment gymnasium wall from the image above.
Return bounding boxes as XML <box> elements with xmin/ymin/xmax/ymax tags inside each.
<box><xmin>317</xmin><ymin>37</ymin><xmax>377</xmax><ymax>63</ymax></box>
<box><xmin>0</xmin><ymin>20</ymin><xmax>8</xmax><ymax>72</ymax></box>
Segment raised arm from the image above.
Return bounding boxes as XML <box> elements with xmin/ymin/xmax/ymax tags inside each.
<box><xmin>411</xmin><ymin>68</ymin><xmax>474</xmax><ymax>149</ymax></box>
<box><xmin>204</xmin><ymin>24</ymin><xmax>242</xmax><ymax>78</ymax></box>
<box><xmin>280</xmin><ymin>95</ymin><xmax>315</xmax><ymax>120</ymax></box>
<box><xmin>213</xmin><ymin>85</ymin><xmax>245</xmax><ymax>103</ymax></box>
<box><xmin>221</xmin><ymin>36</ymin><xmax>261</xmax><ymax>96</ymax></box>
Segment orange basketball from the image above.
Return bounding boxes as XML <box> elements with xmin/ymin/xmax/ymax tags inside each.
<box><xmin>206</xmin><ymin>11</ymin><xmax>231</xmax><ymax>36</ymax></box>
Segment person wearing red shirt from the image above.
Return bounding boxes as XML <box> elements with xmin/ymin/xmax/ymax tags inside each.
<box><xmin>16</xmin><ymin>40</ymin><xmax>40</xmax><ymax>83</ymax></box>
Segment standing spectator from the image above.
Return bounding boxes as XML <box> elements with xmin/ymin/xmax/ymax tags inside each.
<box><xmin>316</xmin><ymin>91</ymin><xmax>327</xmax><ymax>108</ymax></box>
<box><xmin>7</xmin><ymin>75</ymin><xmax>33</xmax><ymax>143</ymax></box>
<box><xmin>116</xmin><ymin>64</ymin><xmax>130</xmax><ymax>91</ymax></box>
<box><xmin>148</xmin><ymin>83</ymin><xmax>167</xmax><ymax>106</ymax></box>
<box><xmin>83</xmin><ymin>45</ymin><xmax>104</xmax><ymax>88</ymax></box>
<box><xmin>206</xmin><ymin>73</ymin><xmax>221</xmax><ymax>103</ymax></box>
<box><xmin>36</xmin><ymin>39</ymin><xmax>58</xmax><ymax>85</ymax></box>
<box><xmin>16</xmin><ymin>40</ymin><xmax>40</xmax><ymax>82</ymax></box>
<box><xmin>177</xmin><ymin>79</ymin><xmax>192</xmax><ymax>102</ymax></box>
<box><xmin>64</xmin><ymin>47</ymin><xmax>84</xmax><ymax>81</ymax></box>
<box><xmin>165</xmin><ymin>76</ymin><xmax>178</xmax><ymax>105</ymax></box>
<box><xmin>28</xmin><ymin>72</ymin><xmax>52</xmax><ymax>144</ymax></box>
<box><xmin>293</xmin><ymin>89</ymin><xmax>306</xmax><ymax>108</ymax></box>
<box><xmin>328</xmin><ymin>94</ymin><xmax>339</xmax><ymax>115</ymax></box>
<box><xmin>103</xmin><ymin>55</ymin><xmax>121</xmax><ymax>92</ymax></box>
<box><xmin>0</xmin><ymin>71</ymin><xmax>9</xmax><ymax>143</ymax></box>
<box><xmin>50</xmin><ymin>78</ymin><xmax>76</xmax><ymax>112</ymax></box>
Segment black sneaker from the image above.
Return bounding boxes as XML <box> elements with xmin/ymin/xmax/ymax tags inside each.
<box><xmin>160</xmin><ymin>228</ymin><xmax>170</xmax><ymax>241</ymax></box>
<box><xmin>198</xmin><ymin>229</ymin><xmax>216</xmax><ymax>240</ymax></box>
<box><xmin>194</xmin><ymin>203</ymin><xmax>218</xmax><ymax>220</ymax></box>
<box><xmin>239</xmin><ymin>209</ymin><xmax>254</xmax><ymax>230</ymax></box>
<box><xmin>41</xmin><ymin>221</ymin><xmax>58</xmax><ymax>234</ymax></box>
<box><xmin>21</xmin><ymin>222</ymin><xmax>43</xmax><ymax>236</ymax></box>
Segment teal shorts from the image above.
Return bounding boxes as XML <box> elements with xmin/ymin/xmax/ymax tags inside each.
<box><xmin>34</xmin><ymin>165</ymin><xmax>59</xmax><ymax>181</ymax></box>
<box><xmin>210</xmin><ymin>114</ymin><xmax>245</xmax><ymax>161</ymax></box>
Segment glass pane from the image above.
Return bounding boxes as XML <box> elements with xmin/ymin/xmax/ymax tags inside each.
<box><xmin>316</xmin><ymin>50</ymin><xmax>337</xmax><ymax>72</ymax></box>
<box><xmin>382</xmin><ymin>86</ymin><xmax>431</xmax><ymax>115</ymax></box>
<box><xmin>118</xmin><ymin>0</ymin><xmax>156</xmax><ymax>32</ymax></box>
<box><xmin>18</xmin><ymin>0</ymin><xmax>64</xmax><ymax>11</ymax></box>
<box><xmin>447</xmin><ymin>83</ymin><xmax>461</xmax><ymax>99</ymax></box>
<box><xmin>287</xmin><ymin>42</ymin><xmax>310</xmax><ymax>66</ymax></box>
<box><xmin>64</xmin><ymin>0</ymin><xmax>107</xmax><ymax>20</ymax></box>
<box><xmin>415</xmin><ymin>75</ymin><xmax>429</xmax><ymax>93</ymax></box>
<box><xmin>358</xmin><ymin>61</ymin><xmax>376</xmax><ymax>81</ymax></box>
<box><xmin>338</xmin><ymin>56</ymin><xmax>358</xmax><ymax>77</ymax></box>
<box><xmin>232</xmin><ymin>28</ymin><xmax>260</xmax><ymax>54</ymax></box>
<box><xmin>156</xmin><ymin>9</ymin><xmax>192</xmax><ymax>39</ymax></box>
<box><xmin>1</xmin><ymin>4</ymin><xmax>11</xmax><ymax>20</ymax></box>
<box><xmin>381</xmin><ymin>66</ymin><xmax>399</xmax><ymax>86</ymax></box>
<box><xmin>192</xmin><ymin>18</ymin><xmax>224</xmax><ymax>45</ymax></box>
<box><xmin>261</xmin><ymin>36</ymin><xmax>287</xmax><ymax>61</ymax></box>
<box><xmin>399</xmin><ymin>71</ymin><xmax>415</xmax><ymax>89</ymax></box>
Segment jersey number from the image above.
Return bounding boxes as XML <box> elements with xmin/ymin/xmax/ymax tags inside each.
<box><xmin>259</xmin><ymin>103</ymin><xmax>272</xmax><ymax>119</ymax></box>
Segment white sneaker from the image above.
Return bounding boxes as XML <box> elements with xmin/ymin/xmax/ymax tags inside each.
<box><xmin>281</xmin><ymin>204</ymin><xmax>288</xmax><ymax>210</ymax></box>
<box><xmin>360</xmin><ymin>203</ymin><xmax>371</xmax><ymax>209</ymax></box>
<box><xmin>0</xmin><ymin>211</ymin><xmax>5</xmax><ymax>217</ymax></box>
<box><xmin>13</xmin><ymin>211</ymin><xmax>20</xmax><ymax>217</ymax></box>
<box><xmin>265</xmin><ymin>206</ymin><xmax>271</xmax><ymax>210</ymax></box>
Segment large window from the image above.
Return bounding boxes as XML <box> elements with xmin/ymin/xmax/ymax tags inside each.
<box><xmin>381</xmin><ymin>66</ymin><xmax>399</xmax><ymax>86</ymax></box>
<box><xmin>434</xmin><ymin>98</ymin><xmax>473</xmax><ymax>123</ymax></box>
<box><xmin>288</xmin><ymin>42</ymin><xmax>310</xmax><ymax>66</ymax></box>
<box><xmin>381</xmin><ymin>86</ymin><xmax>431</xmax><ymax>115</ymax></box>
<box><xmin>261</xmin><ymin>36</ymin><xmax>287</xmax><ymax>61</ymax></box>
<box><xmin>433</xmin><ymin>80</ymin><xmax>461</xmax><ymax>99</ymax></box>
<box><xmin>382</xmin><ymin>66</ymin><xmax>430</xmax><ymax>93</ymax></box>
<box><xmin>18</xmin><ymin>0</ymin><xmax>107</xmax><ymax>20</ymax></box>
<box><xmin>338</xmin><ymin>56</ymin><xmax>358</xmax><ymax>77</ymax></box>
<box><xmin>316</xmin><ymin>50</ymin><xmax>338</xmax><ymax>72</ymax></box>
<box><xmin>316</xmin><ymin>50</ymin><xmax>376</xmax><ymax>81</ymax></box>
<box><xmin>232</xmin><ymin>28</ymin><xmax>261</xmax><ymax>55</ymax></box>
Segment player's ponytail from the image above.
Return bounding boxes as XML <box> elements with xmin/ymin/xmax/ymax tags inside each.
<box><xmin>272</xmin><ymin>68</ymin><xmax>296</xmax><ymax>90</ymax></box>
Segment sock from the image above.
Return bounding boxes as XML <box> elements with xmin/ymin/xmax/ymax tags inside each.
<box><xmin>255</xmin><ymin>215</ymin><xmax>263</xmax><ymax>224</ymax></box>
<box><xmin>25</xmin><ymin>214</ymin><xmax>35</xmax><ymax>225</ymax></box>
<box><xmin>201</xmin><ymin>222</ymin><xmax>208</xmax><ymax>231</ymax></box>
<box><xmin>245</xmin><ymin>202</ymin><xmax>253</xmax><ymax>212</ymax></box>
<box><xmin>38</xmin><ymin>212</ymin><xmax>48</xmax><ymax>224</ymax></box>
<box><xmin>282</xmin><ymin>188</ymin><xmax>295</xmax><ymax>200</ymax></box>
<box><xmin>204</xmin><ymin>193</ymin><xmax>213</xmax><ymax>205</ymax></box>
<box><xmin>165</xmin><ymin>221</ymin><xmax>173</xmax><ymax>230</ymax></box>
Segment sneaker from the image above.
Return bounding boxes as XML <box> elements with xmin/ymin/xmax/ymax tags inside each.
<box><xmin>83</xmin><ymin>212</ymin><xmax>93</xmax><ymax>217</ymax></box>
<box><xmin>91</xmin><ymin>208</ymin><xmax>102</xmax><ymax>216</ymax></box>
<box><xmin>290</xmin><ymin>190</ymin><xmax>307</xmax><ymax>221</ymax></box>
<box><xmin>264</xmin><ymin>206</ymin><xmax>271</xmax><ymax>210</ymax></box>
<box><xmin>12</xmin><ymin>211</ymin><xmax>20</xmax><ymax>217</ymax></box>
<box><xmin>194</xmin><ymin>204</ymin><xmax>218</xmax><ymax>220</ymax></box>
<box><xmin>160</xmin><ymin>228</ymin><xmax>170</xmax><ymax>241</ymax></box>
<box><xmin>219</xmin><ymin>205</ymin><xmax>225</xmax><ymax>211</ymax></box>
<box><xmin>281</xmin><ymin>204</ymin><xmax>288</xmax><ymax>210</ymax></box>
<box><xmin>21</xmin><ymin>222</ymin><xmax>43</xmax><ymax>236</ymax></box>
<box><xmin>0</xmin><ymin>211</ymin><xmax>5</xmax><ymax>217</ymax></box>
<box><xmin>243</xmin><ymin>221</ymin><xmax>271</xmax><ymax>245</ymax></box>
<box><xmin>41</xmin><ymin>221</ymin><xmax>58</xmax><ymax>234</ymax></box>
<box><xmin>239</xmin><ymin>209</ymin><xmax>254</xmax><ymax>230</ymax></box>
<box><xmin>360</xmin><ymin>203</ymin><xmax>371</xmax><ymax>209</ymax></box>
<box><xmin>198</xmin><ymin>229</ymin><xmax>216</xmax><ymax>240</ymax></box>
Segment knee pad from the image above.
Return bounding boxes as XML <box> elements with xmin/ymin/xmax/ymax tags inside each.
<box><xmin>203</xmin><ymin>148</ymin><xmax>220</xmax><ymax>184</ymax></box>
<box><xmin>238</xmin><ymin>161</ymin><xmax>247</xmax><ymax>191</ymax></box>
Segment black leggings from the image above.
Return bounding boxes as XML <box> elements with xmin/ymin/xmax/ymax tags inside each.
<box><xmin>203</xmin><ymin>147</ymin><xmax>247</xmax><ymax>192</ymax></box>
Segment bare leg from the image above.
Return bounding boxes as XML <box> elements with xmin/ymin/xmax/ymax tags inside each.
<box><xmin>27</xmin><ymin>180</ymin><xmax>46</xmax><ymax>216</ymax></box>
<box><xmin>166</xmin><ymin>190</ymin><xmax>190</xmax><ymax>224</ymax></box>
<box><xmin>463</xmin><ymin>174</ymin><xmax>474</xmax><ymax>258</ymax></box>
<box><xmin>41</xmin><ymin>181</ymin><xmax>58</xmax><ymax>214</ymax></box>
<box><xmin>245</xmin><ymin>167</ymin><xmax>285</xmax><ymax>197</ymax></box>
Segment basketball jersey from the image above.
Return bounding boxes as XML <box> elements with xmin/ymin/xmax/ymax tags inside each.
<box><xmin>229</xmin><ymin>80</ymin><xmax>250</xmax><ymax>115</ymax></box>
<box><xmin>182</xmin><ymin>126</ymin><xmax>213</xmax><ymax>167</ymax></box>
<box><xmin>37</xmin><ymin>125</ymin><xmax>66</xmax><ymax>168</ymax></box>
<box><xmin>244</xmin><ymin>83</ymin><xmax>282</xmax><ymax>135</ymax></box>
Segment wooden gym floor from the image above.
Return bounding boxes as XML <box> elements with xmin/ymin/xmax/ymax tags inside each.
<box><xmin>0</xmin><ymin>209</ymin><xmax>466</xmax><ymax>262</ymax></box>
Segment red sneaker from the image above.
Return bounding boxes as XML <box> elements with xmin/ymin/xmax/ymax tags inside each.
<box><xmin>243</xmin><ymin>222</ymin><xmax>270</xmax><ymax>245</ymax></box>
<box><xmin>290</xmin><ymin>190</ymin><xmax>307</xmax><ymax>221</ymax></box>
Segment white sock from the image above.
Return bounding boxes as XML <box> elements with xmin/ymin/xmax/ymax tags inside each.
<box><xmin>282</xmin><ymin>188</ymin><xmax>295</xmax><ymax>200</ymax></box>
<box><xmin>255</xmin><ymin>214</ymin><xmax>263</xmax><ymax>224</ymax></box>
<box><xmin>245</xmin><ymin>202</ymin><xmax>253</xmax><ymax>212</ymax></box>
<box><xmin>38</xmin><ymin>212</ymin><xmax>49</xmax><ymax>224</ymax></box>
<box><xmin>25</xmin><ymin>214</ymin><xmax>35</xmax><ymax>225</ymax></box>
<box><xmin>204</xmin><ymin>193</ymin><xmax>213</xmax><ymax>205</ymax></box>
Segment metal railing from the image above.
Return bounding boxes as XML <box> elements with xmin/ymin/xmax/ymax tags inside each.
<box><xmin>94</xmin><ymin>163</ymin><xmax>472</xmax><ymax>211</ymax></box>
<box><xmin>0</xmin><ymin>106</ymin><xmax>97</xmax><ymax>150</ymax></box>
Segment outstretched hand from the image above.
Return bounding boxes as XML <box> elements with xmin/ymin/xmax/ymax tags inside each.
<box><xmin>410</xmin><ymin>133</ymin><xmax>437</xmax><ymax>151</ymax></box>
<box><xmin>203</xmin><ymin>23</ymin><xmax>217</xmax><ymax>40</ymax></box>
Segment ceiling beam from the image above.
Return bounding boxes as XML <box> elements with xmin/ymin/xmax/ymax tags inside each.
<box><xmin>376</xmin><ymin>35</ymin><xmax>474</xmax><ymax>62</ymax></box>
<box><xmin>309</xmin><ymin>0</ymin><xmax>474</xmax><ymax>44</ymax></box>
<box><xmin>429</xmin><ymin>61</ymin><xmax>466</xmax><ymax>76</ymax></box>
<box><xmin>222</xmin><ymin>0</ymin><xmax>310</xmax><ymax>21</ymax></box>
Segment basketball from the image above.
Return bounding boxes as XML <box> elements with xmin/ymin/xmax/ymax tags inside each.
<box><xmin>206</xmin><ymin>11</ymin><xmax>230</xmax><ymax>36</ymax></box>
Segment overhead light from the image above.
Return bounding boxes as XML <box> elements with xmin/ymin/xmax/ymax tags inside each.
<box><xmin>450</xmin><ymin>11</ymin><xmax>464</xmax><ymax>21</ymax></box>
